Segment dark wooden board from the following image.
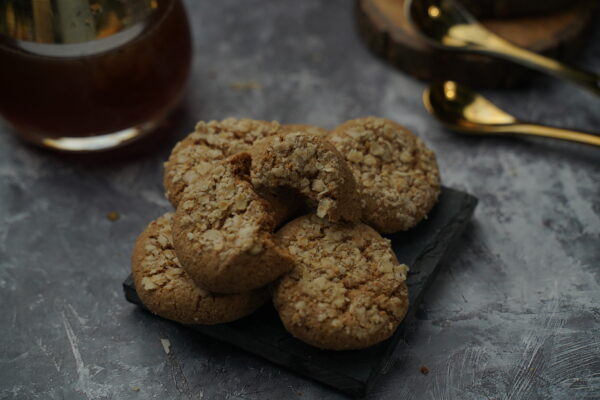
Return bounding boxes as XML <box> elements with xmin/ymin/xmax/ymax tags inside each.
<box><xmin>356</xmin><ymin>0</ymin><xmax>598</xmax><ymax>89</ymax></box>
<box><xmin>459</xmin><ymin>0</ymin><xmax>580</xmax><ymax>19</ymax></box>
<box><xmin>123</xmin><ymin>186</ymin><xmax>478</xmax><ymax>398</ymax></box>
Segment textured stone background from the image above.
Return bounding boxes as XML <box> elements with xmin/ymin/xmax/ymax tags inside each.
<box><xmin>1</xmin><ymin>1</ymin><xmax>599</xmax><ymax>399</ymax></box>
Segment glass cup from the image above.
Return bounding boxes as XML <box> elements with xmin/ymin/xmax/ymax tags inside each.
<box><xmin>0</xmin><ymin>0</ymin><xmax>192</xmax><ymax>152</ymax></box>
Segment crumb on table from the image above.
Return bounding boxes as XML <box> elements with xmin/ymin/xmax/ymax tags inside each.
<box><xmin>230</xmin><ymin>80</ymin><xmax>261</xmax><ymax>91</ymax></box>
<box><xmin>106</xmin><ymin>211</ymin><xmax>120</xmax><ymax>221</ymax></box>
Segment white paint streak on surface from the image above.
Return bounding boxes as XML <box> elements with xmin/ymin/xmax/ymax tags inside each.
<box><xmin>35</xmin><ymin>338</ymin><xmax>61</xmax><ymax>373</ymax></box>
<box><xmin>161</xmin><ymin>338</ymin><xmax>171</xmax><ymax>355</ymax></box>
<box><xmin>0</xmin><ymin>351</ymin><xmax>29</xmax><ymax>364</ymax></box>
<box><xmin>505</xmin><ymin>284</ymin><xmax>565</xmax><ymax>400</ymax></box>
<box><xmin>67</xmin><ymin>303</ymin><xmax>88</xmax><ymax>326</ymax></box>
<box><xmin>140</xmin><ymin>189</ymin><xmax>171</xmax><ymax>208</ymax></box>
<box><xmin>546</xmin><ymin>332</ymin><xmax>600</xmax><ymax>394</ymax></box>
<box><xmin>62</xmin><ymin>311</ymin><xmax>110</xmax><ymax>399</ymax></box>
<box><xmin>559</xmin><ymin>165</ymin><xmax>600</xmax><ymax>235</ymax></box>
<box><xmin>62</xmin><ymin>312</ymin><xmax>92</xmax><ymax>400</ymax></box>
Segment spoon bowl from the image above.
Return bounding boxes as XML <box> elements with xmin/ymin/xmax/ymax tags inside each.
<box><xmin>405</xmin><ymin>0</ymin><xmax>480</xmax><ymax>49</ymax></box>
<box><xmin>424</xmin><ymin>81</ymin><xmax>516</xmax><ymax>132</ymax></box>
<box><xmin>424</xmin><ymin>81</ymin><xmax>600</xmax><ymax>146</ymax></box>
<box><xmin>406</xmin><ymin>0</ymin><xmax>600</xmax><ymax>95</ymax></box>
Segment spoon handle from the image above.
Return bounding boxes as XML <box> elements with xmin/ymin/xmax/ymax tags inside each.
<box><xmin>480</xmin><ymin>34</ymin><xmax>600</xmax><ymax>96</ymax></box>
<box><xmin>501</xmin><ymin>123</ymin><xmax>600</xmax><ymax>147</ymax></box>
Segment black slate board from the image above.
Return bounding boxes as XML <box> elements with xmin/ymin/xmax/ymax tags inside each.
<box><xmin>123</xmin><ymin>186</ymin><xmax>477</xmax><ymax>398</ymax></box>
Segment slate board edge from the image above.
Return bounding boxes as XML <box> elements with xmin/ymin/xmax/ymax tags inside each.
<box><xmin>365</xmin><ymin>190</ymin><xmax>478</xmax><ymax>395</ymax></box>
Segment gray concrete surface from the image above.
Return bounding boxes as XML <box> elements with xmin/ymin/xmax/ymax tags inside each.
<box><xmin>1</xmin><ymin>1</ymin><xmax>599</xmax><ymax>399</ymax></box>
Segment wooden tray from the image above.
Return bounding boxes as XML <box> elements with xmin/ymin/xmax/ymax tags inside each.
<box><xmin>459</xmin><ymin>0</ymin><xmax>580</xmax><ymax>19</ymax></box>
<box><xmin>123</xmin><ymin>186</ymin><xmax>478</xmax><ymax>398</ymax></box>
<box><xmin>356</xmin><ymin>0</ymin><xmax>598</xmax><ymax>88</ymax></box>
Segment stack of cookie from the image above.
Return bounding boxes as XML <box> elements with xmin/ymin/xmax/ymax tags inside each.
<box><xmin>132</xmin><ymin>117</ymin><xmax>440</xmax><ymax>350</ymax></box>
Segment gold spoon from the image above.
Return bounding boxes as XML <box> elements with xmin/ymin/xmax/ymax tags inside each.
<box><xmin>424</xmin><ymin>81</ymin><xmax>600</xmax><ymax>146</ymax></box>
<box><xmin>406</xmin><ymin>0</ymin><xmax>600</xmax><ymax>96</ymax></box>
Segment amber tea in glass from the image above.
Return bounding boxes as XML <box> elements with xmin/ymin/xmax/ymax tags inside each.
<box><xmin>0</xmin><ymin>0</ymin><xmax>192</xmax><ymax>152</ymax></box>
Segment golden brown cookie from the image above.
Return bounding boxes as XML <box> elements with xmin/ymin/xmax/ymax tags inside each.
<box><xmin>250</xmin><ymin>132</ymin><xmax>361</xmax><ymax>223</ymax></box>
<box><xmin>273</xmin><ymin>214</ymin><xmax>409</xmax><ymax>350</ymax></box>
<box><xmin>172</xmin><ymin>153</ymin><xmax>294</xmax><ymax>294</ymax></box>
<box><xmin>131</xmin><ymin>213</ymin><xmax>268</xmax><ymax>324</ymax></box>
<box><xmin>328</xmin><ymin>117</ymin><xmax>440</xmax><ymax>233</ymax></box>
<box><xmin>163</xmin><ymin>118</ymin><xmax>283</xmax><ymax>207</ymax></box>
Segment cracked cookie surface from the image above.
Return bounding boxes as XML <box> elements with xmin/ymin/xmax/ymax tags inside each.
<box><xmin>131</xmin><ymin>213</ymin><xmax>268</xmax><ymax>324</ymax></box>
<box><xmin>250</xmin><ymin>133</ymin><xmax>361</xmax><ymax>223</ymax></box>
<box><xmin>273</xmin><ymin>214</ymin><xmax>409</xmax><ymax>350</ymax></box>
<box><xmin>279</xmin><ymin>124</ymin><xmax>328</xmax><ymax>137</ymax></box>
<box><xmin>172</xmin><ymin>153</ymin><xmax>294</xmax><ymax>294</ymax></box>
<box><xmin>328</xmin><ymin>117</ymin><xmax>440</xmax><ymax>233</ymax></box>
<box><xmin>164</xmin><ymin>118</ymin><xmax>284</xmax><ymax>207</ymax></box>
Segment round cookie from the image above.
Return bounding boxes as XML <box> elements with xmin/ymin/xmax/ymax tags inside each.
<box><xmin>131</xmin><ymin>213</ymin><xmax>268</xmax><ymax>324</ymax></box>
<box><xmin>273</xmin><ymin>214</ymin><xmax>409</xmax><ymax>350</ymax></box>
<box><xmin>172</xmin><ymin>153</ymin><xmax>294</xmax><ymax>294</ymax></box>
<box><xmin>250</xmin><ymin>132</ymin><xmax>361</xmax><ymax>223</ymax></box>
<box><xmin>328</xmin><ymin>117</ymin><xmax>440</xmax><ymax>233</ymax></box>
<box><xmin>164</xmin><ymin>118</ymin><xmax>283</xmax><ymax>207</ymax></box>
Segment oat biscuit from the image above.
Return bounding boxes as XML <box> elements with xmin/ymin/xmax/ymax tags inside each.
<box><xmin>328</xmin><ymin>117</ymin><xmax>440</xmax><ymax>233</ymax></box>
<box><xmin>250</xmin><ymin>133</ymin><xmax>361</xmax><ymax>222</ymax></box>
<box><xmin>273</xmin><ymin>214</ymin><xmax>409</xmax><ymax>350</ymax></box>
<box><xmin>172</xmin><ymin>153</ymin><xmax>294</xmax><ymax>294</ymax></box>
<box><xmin>164</xmin><ymin>118</ymin><xmax>283</xmax><ymax>207</ymax></box>
<box><xmin>131</xmin><ymin>213</ymin><xmax>268</xmax><ymax>324</ymax></box>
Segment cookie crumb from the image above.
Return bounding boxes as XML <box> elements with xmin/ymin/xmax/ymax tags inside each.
<box><xmin>420</xmin><ymin>366</ymin><xmax>429</xmax><ymax>375</ymax></box>
<box><xmin>160</xmin><ymin>338</ymin><xmax>171</xmax><ymax>354</ymax></box>
<box><xmin>230</xmin><ymin>80</ymin><xmax>261</xmax><ymax>91</ymax></box>
<box><xmin>106</xmin><ymin>211</ymin><xmax>120</xmax><ymax>221</ymax></box>
<box><xmin>131</xmin><ymin>386</ymin><xmax>140</xmax><ymax>392</ymax></box>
